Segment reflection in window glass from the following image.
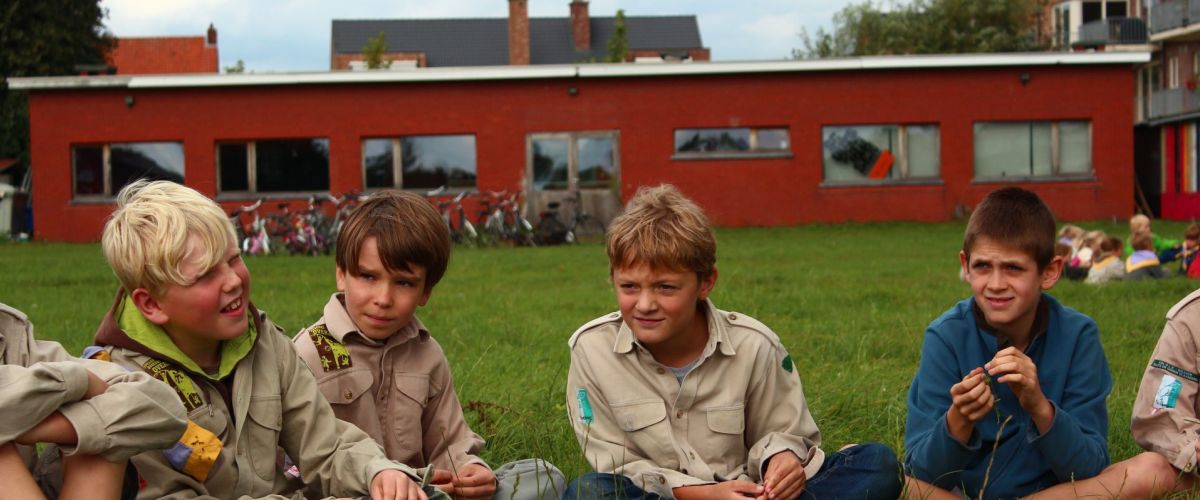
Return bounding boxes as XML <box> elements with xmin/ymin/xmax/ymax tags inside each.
<box><xmin>577</xmin><ymin>138</ymin><xmax>615</xmax><ymax>188</ymax></box>
<box><xmin>218</xmin><ymin>143</ymin><xmax>249</xmax><ymax>192</ymax></box>
<box><xmin>400</xmin><ymin>135</ymin><xmax>476</xmax><ymax>190</ymax></box>
<box><xmin>256</xmin><ymin>139</ymin><xmax>329</xmax><ymax>192</ymax></box>
<box><xmin>822</xmin><ymin>125</ymin><xmax>939</xmax><ymax>182</ymax></box>
<box><xmin>73</xmin><ymin>146</ymin><xmax>104</xmax><ymax>195</ymax></box>
<box><xmin>675</xmin><ymin>128</ymin><xmax>751</xmax><ymax>153</ymax></box>
<box><xmin>974</xmin><ymin>121</ymin><xmax>1091</xmax><ymax>179</ymax></box>
<box><xmin>363</xmin><ymin>139</ymin><xmax>394</xmax><ymax>189</ymax></box>
<box><xmin>758</xmin><ymin>129</ymin><xmax>790</xmax><ymax>150</ymax></box>
<box><xmin>110</xmin><ymin>142</ymin><xmax>184</xmax><ymax>194</ymax></box>
<box><xmin>532</xmin><ymin>139</ymin><xmax>569</xmax><ymax>190</ymax></box>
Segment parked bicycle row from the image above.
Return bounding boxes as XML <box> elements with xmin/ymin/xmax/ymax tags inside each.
<box><xmin>228</xmin><ymin>189</ymin><xmax>604</xmax><ymax>255</ymax></box>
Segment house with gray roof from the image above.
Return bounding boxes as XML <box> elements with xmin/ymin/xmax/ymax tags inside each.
<box><xmin>330</xmin><ymin>0</ymin><xmax>709</xmax><ymax>69</ymax></box>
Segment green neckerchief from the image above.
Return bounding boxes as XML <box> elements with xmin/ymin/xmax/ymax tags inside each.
<box><xmin>116</xmin><ymin>295</ymin><xmax>256</xmax><ymax>380</ymax></box>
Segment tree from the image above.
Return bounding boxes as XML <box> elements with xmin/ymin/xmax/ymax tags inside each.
<box><xmin>605</xmin><ymin>9</ymin><xmax>629</xmax><ymax>63</ymax></box>
<box><xmin>224</xmin><ymin>59</ymin><xmax>245</xmax><ymax>74</ymax></box>
<box><xmin>794</xmin><ymin>0</ymin><xmax>1047</xmax><ymax>59</ymax></box>
<box><xmin>362</xmin><ymin>31</ymin><xmax>392</xmax><ymax>70</ymax></box>
<box><xmin>0</xmin><ymin>0</ymin><xmax>113</xmax><ymax>171</ymax></box>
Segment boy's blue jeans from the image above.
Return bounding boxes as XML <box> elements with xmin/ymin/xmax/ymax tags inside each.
<box><xmin>563</xmin><ymin>442</ymin><xmax>901</xmax><ymax>500</ymax></box>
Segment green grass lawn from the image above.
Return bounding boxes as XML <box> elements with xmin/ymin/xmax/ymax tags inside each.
<box><xmin>3</xmin><ymin>221</ymin><xmax>1198</xmax><ymax>484</ymax></box>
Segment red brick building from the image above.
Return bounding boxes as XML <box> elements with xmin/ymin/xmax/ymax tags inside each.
<box><xmin>106</xmin><ymin>24</ymin><xmax>220</xmax><ymax>75</ymax></box>
<box><xmin>10</xmin><ymin>52</ymin><xmax>1145</xmax><ymax>242</ymax></box>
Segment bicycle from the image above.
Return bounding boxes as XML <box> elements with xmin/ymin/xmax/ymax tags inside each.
<box><xmin>534</xmin><ymin>190</ymin><xmax>605</xmax><ymax>245</ymax></box>
<box><xmin>229</xmin><ymin>200</ymin><xmax>272</xmax><ymax>256</ymax></box>
<box><xmin>427</xmin><ymin>187</ymin><xmax>479</xmax><ymax>246</ymax></box>
<box><xmin>478</xmin><ymin>190</ymin><xmax>536</xmax><ymax>247</ymax></box>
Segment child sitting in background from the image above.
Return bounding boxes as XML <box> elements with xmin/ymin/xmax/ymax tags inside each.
<box><xmin>1059</xmin><ymin>243</ymin><xmax>1088</xmax><ymax>281</ymax></box>
<box><xmin>1178</xmin><ymin>224</ymin><xmax>1200</xmax><ymax>275</ymax></box>
<box><xmin>1058</xmin><ymin>224</ymin><xmax>1084</xmax><ymax>248</ymax></box>
<box><xmin>1072</xmin><ymin>230</ymin><xmax>1106</xmax><ymax>269</ymax></box>
<box><xmin>1126</xmin><ymin>231</ymin><xmax>1169</xmax><ymax>280</ymax></box>
<box><xmin>1086</xmin><ymin>237</ymin><xmax>1125</xmax><ymax>284</ymax></box>
<box><xmin>1125</xmin><ymin>214</ymin><xmax>1180</xmax><ymax>260</ymax></box>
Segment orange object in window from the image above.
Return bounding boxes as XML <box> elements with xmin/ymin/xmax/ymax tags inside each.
<box><xmin>867</xmin><ymin>149</ymin><xmax>894</xmax><ymax>179</ymax></box>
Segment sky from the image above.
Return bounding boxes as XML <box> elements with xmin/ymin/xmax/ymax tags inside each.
<box><xmin>100</xmin><ymin>0</ymin><xmax>855</xmax><ymax>72</ymax></box>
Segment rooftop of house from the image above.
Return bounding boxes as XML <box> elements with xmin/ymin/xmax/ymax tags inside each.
<box><xmin>105</xmin><ymin>28</ymin><xmax>219</xmax><ymax>75</ymax></box>
<box><xmin>331</xmin><ymin>15</ymin><xmax>704</xmax><ymax>66</ymax></box>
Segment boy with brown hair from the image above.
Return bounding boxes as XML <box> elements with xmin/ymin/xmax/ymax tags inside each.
<box><xmin>293</xmin><ymin>190</ymin><xmax>563</xmax><ymax>500</ymax></box>
<box><xmin>92</xmin><ymin>180</ymin><xmax>424</xmax><ymax>500</ymax></box>
<box><xmin>564</xmin><ymin>184</ymin><xmax>902</xmax><ymax>500</ymax></box>
<box><xmin>904</xmin><ymin>186</ymin><xmax>1112</xmax><ymax>499</ymax></box>
<box><xmin>1126</xmin><ymin>231</ymin><xmax>1169</xmax><ymax>280</ymax></box>
<box><xmin>1085</xmin><ymin>236</ymin><xmax>1125</xmax><ymax>284</ymax></box>
<box><xmin>0</xmin><ymin>303</ymin><xmax>186</xmax><ymax>500</ymax></box>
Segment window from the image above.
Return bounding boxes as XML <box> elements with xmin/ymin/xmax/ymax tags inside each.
<box><xmin>973</xmin><ymin>121</ymin><xmax>1092</xmax><ymax>180</ymax></box>
<box><xmin>72</xmin><ymin>142</ymin><xmax>184</xmax><ymax>198</ymax></box>
<box><xmin>529</xmin><ymin>132</ymin><xmax>618</xmax><ymax>191</ymax></box>
<box><xmin>217</xmin><ymin>138</ymin><xmax>329</xmax><ymax>193</ymax></box>
<box><xmin>672</xmin><ymin>127</ymin><xmax>790</xmax><ymax>159</ymax></box>
<box><xmin>362</xmin><ymin>135</ymin><xmax>476</xmax><ymax>190</ymax></box>
<box><xmin>821</xmin><ymin>124</ymin><xmax>940</xmax><ymax>184</ymax></box>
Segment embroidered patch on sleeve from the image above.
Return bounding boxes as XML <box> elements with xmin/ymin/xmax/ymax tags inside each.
<box><xmin>162</xmin><ymin>420</ymin><xmax>222</xmax><ymax>483</ymax></box>
<box><xmin>576</xmin><ymin>388</ymin><xmax>594</xmax><ymax>425</ymax></box>
<box><xmin>142</xmin><ymin>359</ymin><xmax>205</xmax><ymax>411</ymax></box>
<box><xmin>1151</xmin><ymin>360</ymin><xmax>1200</xmax><ymax>383</ymax></box>
<box><xmin>309</xmin><ymin>325</ymin><xmax>352</xmax><ymax>372</ymax></box>
<box><xmin>1155</xmin><ymin>374</ymin><xmax>1183</xmax><ymax>410</ymax></box>
<box><xmin>81</xmin><ymin>345</ymin><xmax>110</xmax><ymax>361</ymax></box>
<box><xmin>782</xmin><ymin>354</ymin><xmax>794</xmax><ymax>373</ymax></box>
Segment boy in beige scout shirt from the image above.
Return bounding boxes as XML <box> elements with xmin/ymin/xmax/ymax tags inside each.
<box><xmin>0</xmin><ymin>303</ymin><xmax>186</xmax><ymax>500</ymax></box>
<box><xmin>564</xmin><ymin>185</ymin><xmax>902</xmax><ymax>500</ymax></box>
<box><xmin>293</xmin><ymin>190</ymin><xmax>564</xmax><ymax>500</ymax></box>
<box><xmin>91</xmin><ymin>180</ymin><xmax>425</xmax><ymax>500</ymax></box>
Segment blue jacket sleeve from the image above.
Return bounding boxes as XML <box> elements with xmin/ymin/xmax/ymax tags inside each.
<box><xmin>904</xmin><ymin>327</ymin><xmax>981</xmax><ymax>488</ymax></box>
<box><xmin>1027</xmin><ymin>320</ymin><xmax>1111</xmax><ymax>481</ymax></box>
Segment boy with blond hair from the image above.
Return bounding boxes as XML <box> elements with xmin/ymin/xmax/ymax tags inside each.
<box><xmin>564</xmin><ymin>184</ymin><xmax>902</xmax><ymax>500</ymax></box>
<box><xmin>904</xmin><ymin>187</ymin><xmax>1111</xmax><ymax>499</ymax></box>
<box><xmin>293</xmin><ymin>190</ymin><xmax>563</xmax><ymax>500</ymax></box>
<box><xmin>92</xmin><ymin>180</ymin><xmax>425</xmax><ymax>500</ymax></box>
<box><xmin>0</xmin><ymin>303</ymin><xmax>186</xmax><ymax>500</ymax></box>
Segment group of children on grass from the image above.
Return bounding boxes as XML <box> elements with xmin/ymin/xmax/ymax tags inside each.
<box><xmin>4</xmin><ymin>179</ymin><xmax>1200</xmax><ymax>499</ymax></box>
<box><xmin>1058</xmin><ymin>215</ymin><xmax>1200</xmax><ymax>283</ymax></box>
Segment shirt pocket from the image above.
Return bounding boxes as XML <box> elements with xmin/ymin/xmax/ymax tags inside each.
<box><xmin>389</xmin><ymin>373</ymin><xmax>431</xmax><ymax>463</ymax></box>
<box><xmin>246</xmin><ymin>395</ymin><xmax>283</xmax><ymax>481</ymax></box>
<box><xmin>317</xmin><ymin>368</ymin><xmax>374</xmax><ymax>406</ymax></box>
<box><xmin>611</xmin><ymin>399</ymin><xmax>670</xmax><ymax>461</ymax></box>
<box><xmin>703</xmin><ymin>403</ymin><xmax>747</xmax><ymax>471</ymax></box>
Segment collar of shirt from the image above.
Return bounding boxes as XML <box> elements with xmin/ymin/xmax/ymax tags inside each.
<box><xmin>972</xmin><ymin>295</ymin><xmax>1049</xmax><ymax>352</ymax></box>
<box><xmin>612</xmin><ymin>298</ymin><xmax>737</xmax><ymax>359</ymax></box>
<box><xmin>321</xmin><ymin>292</ymin><xmax>429</xmax><ymax>347</ymax></box>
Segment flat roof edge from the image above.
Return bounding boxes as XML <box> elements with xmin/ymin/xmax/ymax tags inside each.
<box><xmin>6</xmin><ymin>52</ymin><xmax>1151</xmax><ymax>90</ymax></box>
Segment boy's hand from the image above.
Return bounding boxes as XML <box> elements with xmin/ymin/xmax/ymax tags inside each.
<box><xmin>986</xmin><ymin>347</ymin><xmax>1054</xmax><ymax>433</ymax></box>
<box><xmin>761</xmin><ymin>450</ymin><xmax>806</xmax><ymax>500</ymax></box>
<box><xmin>83</xmin><ymin>370</ymin><xmax>109</xmax><ymax>399</ymax></box>
<box><xmin>946</xmin><ymin>367</ymin><xmax>994</xmax><ymax>444</ymax></box>
<box><xmin>370</xmin><ymin>469</ymin><xmax>427</xmax><ymax>500</ymax></box>
<box><xmin>450</xmin><ymin>463</ymin><xmax>495</xmax><ymax>500</ymax></box>
<box><xmin>674</xmin><ymin>481</ymin><xmax>763</xmax><ymax>500</ymax></box>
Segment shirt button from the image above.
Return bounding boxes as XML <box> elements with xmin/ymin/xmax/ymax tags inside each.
<box><xmin>675</xmin><ymin>411</ymin><xmax>684</xmax><ymax>419</ymax></box>
<box><xmin>344</xmin><ymin>390</ymin><xmax>354</xmax><ymax>401</ymax></box>
<box><xmin>658</xmin><ymin>477</ymin><xmax>666</xmax><ymax>484</ymax></box>
<box><xmin>729</xmin><ymin>313</ymin><xmax>738</xmax><ymax>320</ymax></box>
<box><xmin>682</xmin><ymin>468</ymin><xmax>689</xmax><ymax>475</ymax></box>
<box><xmin>656</xmin><ymin>367</ymin><xmax>665</xmax><ymax>375</ymax></box>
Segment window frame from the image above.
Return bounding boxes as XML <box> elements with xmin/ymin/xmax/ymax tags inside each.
<box><xmin>819</xmin><ymin>123</ymin><xmax>942</xmax><ymax>188</ymax></box>
<box><xmin>971</xmin><ymin>120</ymin><xmax>1094</xmax><ymax>183</ymax></box>
<box><xmin>71</xmin><ymin>141</ymin><xmax>185</xmax><ymax>200</ymax></box>
<box><xmin>216</xmin><ymin>138</ymin><xmax>331</xmax><ymax>197</ymax></box>
<box><xmin>360</xmin><ymin>134</ymin><xmax>478</xmax><ymax>193</ymax></box>
<box><xmin>670</xmin><ymin>126</ymin><xmax>793</xmax><ymax>161</ymax></box>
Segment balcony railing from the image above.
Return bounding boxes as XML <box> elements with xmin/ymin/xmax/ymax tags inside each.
<box><xmin>1075</xmin><ymin>17</ymin><xmax>1148</xmax><ymax>46</ymax></box>
<box><xmin>1150</xmin><ymin>0</ymin><xmax>1200</xmax><ymax>33</ymax></box>
<box><xmin>1150</xmin><ymin>87</ymin><xmax>1200</xmax><ymax>120</ymax></box>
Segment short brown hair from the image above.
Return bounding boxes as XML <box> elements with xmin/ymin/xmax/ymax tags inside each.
<box><xmin>1054</xmin><ymin>242</ymin><xmax>1071</xmax><ymax>259</ymax></box>
<box><xmin>963</xmin><ymin>187</ymin><xmax>1057</xmax><ymax>270</ymax></box>
<box><xmin>1100</xmin><ymin>236</ymin><xmax>1123</xmax><ymax>256</ymax></box>
<box><xmin>1186</xmin><ymin>223</ymin><xmax>1200</xmax><ymax>241</ymax></box>
<box><xmin>606</xmin><ymin>184</ymin><xmax>716</xmax><ymax>279</ymax></box>
<box><xmin>336</xmin><ymin>190</ymin><xmax>451</xmax><ymax>291</ymax></box>
<box><xmin>1130</xmin><ymin>231</ymin><xmax>1154</xmax><ymax>251</ymax></box>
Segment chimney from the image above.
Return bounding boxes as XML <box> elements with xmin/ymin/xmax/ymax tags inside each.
<box><xmin>206</xmin><ymin>23</ymin><xmax>217</xmax><ymax>47</ymax></box>
<box><xmin>570</xmin><ymin>0</ymin><xmax>590</xmax><ymax>52</ymax></box>
<box><xmin>508</xmin><ymin>0</ymin><xmax>530</xmax><ymax>65</ymax></box>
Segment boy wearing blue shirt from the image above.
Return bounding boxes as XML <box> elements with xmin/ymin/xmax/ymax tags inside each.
<box><xmin>904</xmin><ymin>187</ymin><xmax>1112</xmax><ymax>499</ymax></box>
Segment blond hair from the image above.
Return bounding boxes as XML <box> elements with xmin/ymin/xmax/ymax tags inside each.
<box><xmin>606</xmin><ymin>184</ymin><xmax>716</xmax><ymax>279</ymax></box>
<box><xmin>1130</xmin><ymin>214</ymin><xmax>1151</xmax><ymax>234</ymax></box>
<box><xmin>101</xmin><ymin>180</ymin><xmax>236</xmax><ymax>296</ymax></box>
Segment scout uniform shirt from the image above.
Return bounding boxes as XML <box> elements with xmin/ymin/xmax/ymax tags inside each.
<box><xmin>1132</xmin><ymin>287</ymin><xmax>1200</xmax><ymax>473</ymax></box>
<box><xmin>93</xmin><ymin>293</ymin><xmax>417</xmax><ymax>500</ymax></box>
<box><xmin>566</xmin><ymin>299</ymin><xmax>823</xmax><ymax>499</ymax></box>
<box><xmin>293</xmin><ymin>293</ymin><xmax>487</xmax><ymax>472</ymax></box>
<box><xmin>0</xmin><ymin>303</ymin><xmax>186</xmax><ymax>468</ymax></box>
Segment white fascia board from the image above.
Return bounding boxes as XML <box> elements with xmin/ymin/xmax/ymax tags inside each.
<box><xmin>7</xmin><ymin>76</ymin><xmax>131</xmax><ymax>90</ymax></box>
<box><xmin>128</xmin><ymin>65</ymin><xmax>577</xmax><ymax>88</ymax></box>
